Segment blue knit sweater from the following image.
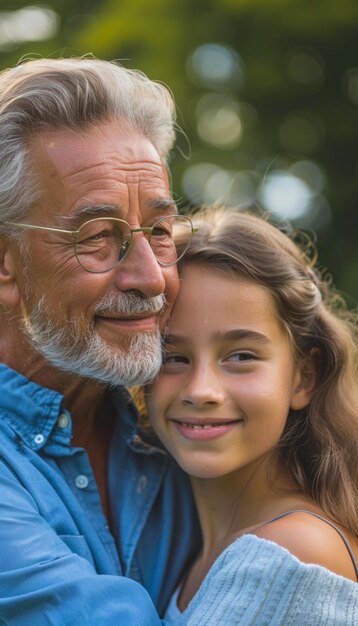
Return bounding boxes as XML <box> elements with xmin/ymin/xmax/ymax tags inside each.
<box><xmin>173</xmin><ymin>534</ymin><xmax>358</xmax><ymax>625</ymax></box>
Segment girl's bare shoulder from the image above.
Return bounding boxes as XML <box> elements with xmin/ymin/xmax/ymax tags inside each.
<box><xmin>251</xmin><ymin>510</ymin><xmax>358</xmax><ymax>582</ymax></box>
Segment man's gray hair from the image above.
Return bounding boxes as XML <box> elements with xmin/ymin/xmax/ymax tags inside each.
<box><xmin>0</xmin><ymin>56</ymin><xmax>176</xmax><ymax>233</ymax></box>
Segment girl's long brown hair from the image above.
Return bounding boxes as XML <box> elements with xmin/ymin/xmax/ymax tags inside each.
<box><xmin>177</xmin><ymin>206</ymin><xmax>358</xmax><ymax>537</ymax></box>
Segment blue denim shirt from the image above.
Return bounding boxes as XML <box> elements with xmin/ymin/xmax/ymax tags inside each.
<box><xmin>0</xmin><ymin>364</ymin><xmax>200</xmax><ymax>625</ymax></box>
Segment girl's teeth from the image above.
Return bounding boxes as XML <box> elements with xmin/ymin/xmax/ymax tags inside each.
<box><xmin>182</xmin><ymin>423</ymin><xmax>216</xmax><ymax>429</ymax></box>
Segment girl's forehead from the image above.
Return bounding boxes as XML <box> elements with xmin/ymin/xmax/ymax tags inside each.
<box><xmin>177</xmin><ymin>263</ymin><xmax>273</xmax><ymax>303</ymax></box>
<box><xmin>169</xmin><ymin>263</ymin><xmax>284</xmax><ymax>337</ymax></box>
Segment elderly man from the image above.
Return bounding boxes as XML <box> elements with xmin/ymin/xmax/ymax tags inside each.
<box><xmin>0</xmin><ymin>57</ymin><xmax>199</xmax><ymax>624</ymax></box>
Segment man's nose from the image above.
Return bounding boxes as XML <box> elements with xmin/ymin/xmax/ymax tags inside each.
<box><xmin>179</xmin><ymin>365</ymin><xmax>225</xmax><ymax>408</ymax></box>
<box><xmin>112</xmin><ymin>231</ymin><xmax>166</xmax><ymax>297</ymax></box>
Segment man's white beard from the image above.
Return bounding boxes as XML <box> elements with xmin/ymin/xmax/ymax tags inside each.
<box><xmin>24</xmin><ymin>291</ymin><xmax>165</xmax><ymax>387</ymax></box>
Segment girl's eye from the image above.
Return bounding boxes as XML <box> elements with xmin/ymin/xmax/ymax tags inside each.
<box><xmin>226</xmin><ymin>351</ymin><xmax>256</xmax><ymax>363</ymax></box>
<box><xmin>162</xmin><ymin>353</ymin><xmax>189</xmax><ymax>365</ymax></box>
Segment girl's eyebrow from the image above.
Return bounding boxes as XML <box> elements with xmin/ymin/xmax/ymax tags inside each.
<box><xmin>163</xmin><ymin>329</ymin><xmax>271</xmax><ymax>345</ymax></box>
<box><xmin>213</xmin><ymin>329</ymin><xmax>271</xmax><ymax>344</ymax></box>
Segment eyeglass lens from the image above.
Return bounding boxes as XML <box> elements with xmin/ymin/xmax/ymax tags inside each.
<box><xmin>74</xmin><ymin>215</ymin><xmax>193</xmax><ymax>273</ymax></box>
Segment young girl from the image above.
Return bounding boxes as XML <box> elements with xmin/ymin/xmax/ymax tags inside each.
<box><xmin>145</xmin><ymin>207</ymin><xmax>358</xmax><ymax>625</ymax></box>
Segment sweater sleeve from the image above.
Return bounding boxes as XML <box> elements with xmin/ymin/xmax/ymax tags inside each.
<box><xmin>174</xmin><ymin>534</ymin><xmax>358</xmax><ymax>626</ymax></box>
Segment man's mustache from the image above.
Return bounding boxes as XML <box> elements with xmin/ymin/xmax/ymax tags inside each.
<box><xmin>94</xmin><ymin>292</ymin><xmax>166</xmax><ymax>316</ymax></box>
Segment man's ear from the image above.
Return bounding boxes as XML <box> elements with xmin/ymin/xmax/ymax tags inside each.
<box><xmin>290</xmin><ymin>348</ymin><xmax>320</xmax><ymax>411</ymax></box>
<box><xmin>0</xmin><ymin>236</ymin><xmax>21</xmax><ymax>308</ymax></box>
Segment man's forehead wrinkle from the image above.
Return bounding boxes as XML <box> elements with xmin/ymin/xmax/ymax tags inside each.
<box><xmin>60</xmin><ymin>158</ymin><xmax>164</xmax><ymax>181</ymax></box>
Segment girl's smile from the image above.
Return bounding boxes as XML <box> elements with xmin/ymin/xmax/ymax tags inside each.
<box><xmin>169</xmin><ymin>417</ymin><xmax>243</xmax><ymax>441</ymax></box>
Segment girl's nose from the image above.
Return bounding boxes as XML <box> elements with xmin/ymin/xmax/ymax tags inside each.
<box><xmin>179</xmin><ymin>365</ymin><xmax>225</xmax><ymax>408</ymax></box>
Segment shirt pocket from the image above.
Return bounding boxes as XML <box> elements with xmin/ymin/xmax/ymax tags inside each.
<box><xmin>59</xmin><ymin>534</ymin><xmax>95</xmax><ymax>566</ymax></box>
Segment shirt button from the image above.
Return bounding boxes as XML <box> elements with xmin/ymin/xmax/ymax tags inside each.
<box><xmin>58</xmin><ymin>413</ymin><xmax>69</xmax><ymax>429</ymax></box>
<box><xmin>34</xmin><ymin>433</ymin><xmax>45</xmax><ymax>445</ymax></box>
<box><xmin>75</xmin><ymin>475</ymin><xmax>89</xmax><ymax>489</ymax></box>
<box><xmin>132</xmin><ymin>434</ymin><xmax>142</xmax><ymax>446</ymax></box>
<box><xmin>137</xmin><ymin>475</ymin><xmax>147</xmax><ymax>493</ymax></box>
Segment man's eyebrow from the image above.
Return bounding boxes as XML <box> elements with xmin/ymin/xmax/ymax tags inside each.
<box><xmin>146</xmin><ymin>198</ymin><xmax>178</xmax><ymax>213</ymax></box>
<box><xmin>59</xmin><ymin>198</ymin><xmax>177</xmax><ymax>227</ymax></box>
<box><xmin>163</xmin><ymin>329</ymin><xmax>271</xmax><ymax>345</ymax></box>
<box><xmin>60</xmin><ymin>204</ymin><xmax>120</xmax><ymax>225</ymax></box>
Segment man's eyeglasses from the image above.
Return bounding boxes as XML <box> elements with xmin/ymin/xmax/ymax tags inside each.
<box><xmin>5</xmin><ymin>214</ymin><xmax>198</xmax><ymax>273</ymax></box>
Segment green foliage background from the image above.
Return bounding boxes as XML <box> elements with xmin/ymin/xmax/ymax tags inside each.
<box><xmin>0</xmin><ymin>0</ymin><xmax>357</xmax><ymax>302</ymax></box>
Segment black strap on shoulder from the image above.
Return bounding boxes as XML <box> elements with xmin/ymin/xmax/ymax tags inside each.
<box><xmin>258</xmin><ymin>509</ymin><xmax>358</xmax><ymax>581</ymax></box>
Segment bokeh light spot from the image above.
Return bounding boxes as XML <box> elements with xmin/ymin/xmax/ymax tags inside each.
<box><xmin>182</xmin><ymin>163</ymin><xmax>221</xmax><ymax>204</ymax></box>
<box><xmin>290</xmin><ymin>160</ymin><xmax>326</xmax><ymax>192</ymax></box>
<box><xmin>288</xmin><ymin>49</ymin><xmax>325</xmax><ymax>89</ymax></box>
<box><xmin>187</xmin><ymin>43</ymin><xmax>244</xmax><ymax>87</ymax></box>
<box><xmin>344</xmin><ymin>68</ymin><xmax>358</xmax><ymax>106</ymax></box>
<box><xmin>258</xmin><ymin>171</ymin><xmax>313</xmax><ymax>220</ymax></box>
<box><xmin>0</xmin><ymin>6</ymin><xmax>59</xmax><ymax>48</ymax></box>
<box><xmin>182</xmin><ymin>164</ymin><xmax>255</xmax><ymax>207</ymax></box>
<box><xmin>197</xmin><ymin>103</ymin><xmax>242</xmax><ymax>148</ymax></box>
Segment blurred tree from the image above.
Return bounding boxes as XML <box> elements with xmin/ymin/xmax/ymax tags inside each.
<box><xmin>0</xmin><ymin>0</ymin><xmax>357</xmax><ymax>301</ymax></box>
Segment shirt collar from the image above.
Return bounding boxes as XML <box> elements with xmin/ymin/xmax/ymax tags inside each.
<box><xmin>0</xmin><ymin>364</ymin><xmax>161</xmax><ymax>454</ymax></box>
<box><xmin>0</xmin><ymin>364</ymin><xmax>65</xmax><ymax>450</ymax></box>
